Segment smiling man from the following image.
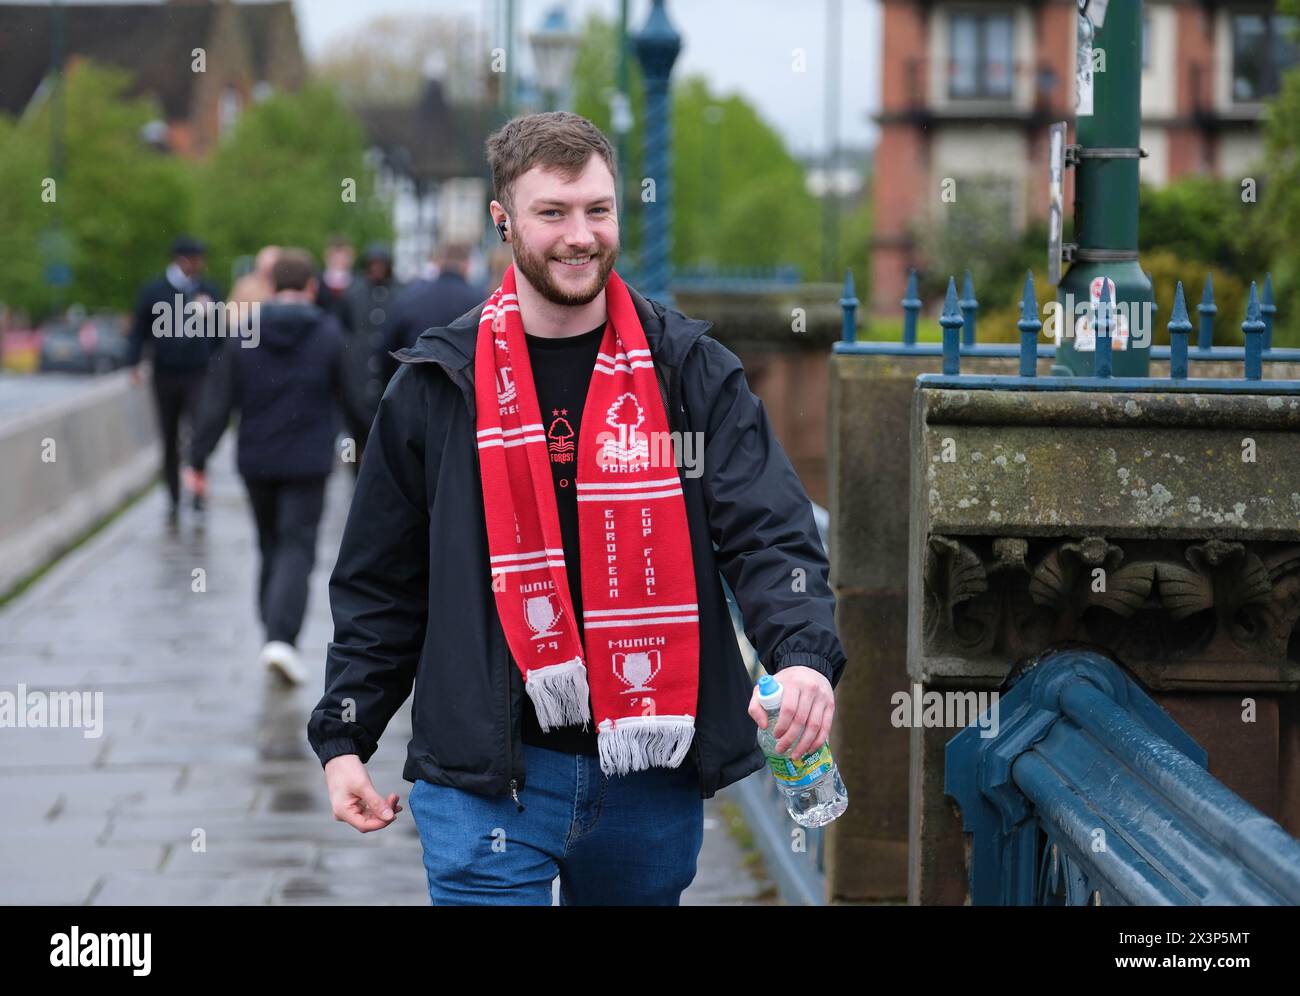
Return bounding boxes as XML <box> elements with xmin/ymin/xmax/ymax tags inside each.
<box><xmin>307</xmin><ymin>111</ymin><xmax>847</xmax><ymax>906</ymax></box>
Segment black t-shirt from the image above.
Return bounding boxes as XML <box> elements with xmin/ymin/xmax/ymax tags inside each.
<box><xmin>517</xmin><ymin>321</ymin><xmax>607</xmax><ymax>755</ymax></box>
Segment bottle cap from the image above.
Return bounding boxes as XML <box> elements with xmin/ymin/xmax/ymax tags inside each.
<box><xmin>756</xmin><ymin>674</ymin><xmax>783</xmax><ymax>709</ymax></box>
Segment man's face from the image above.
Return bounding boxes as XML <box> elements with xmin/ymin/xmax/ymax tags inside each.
<box><xmin>176</xmin><ymin>253</ymin><xmax>205</xmax><ymax>278</ymax></box>
<box><xmin>504</xmin><ymin>155</ymin><xmax>618</xmax><ymax>307</ymax></box>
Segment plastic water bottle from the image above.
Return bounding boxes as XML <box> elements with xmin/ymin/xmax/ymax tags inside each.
<box><xmin>755</xmin><ymin>674</ymin><xmax>848</xmax><ymax>828</ymax></box>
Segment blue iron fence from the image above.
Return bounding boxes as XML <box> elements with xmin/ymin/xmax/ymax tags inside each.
<box><xmin>833</xmin><ymin>268</ymin><xmax>1300</xmax><ymax>388</ymax></box>
<box><xmin>946</xmin><ymin>649</ymin><xmax>1300</xmax><ymax>905</ymax></box>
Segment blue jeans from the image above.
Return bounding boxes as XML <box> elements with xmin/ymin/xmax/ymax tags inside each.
<box><xmin>408</xmin><ymin>743</ymin><xmax>705</xmax><ymax>905</ymax></box>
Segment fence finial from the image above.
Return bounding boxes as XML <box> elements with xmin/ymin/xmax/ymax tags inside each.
<box><xmin>1094</xmin><ymin>277</ymin><xmax>1114</xmax><ymax>379</ymax></box>
<box><xmin>1017</xmin><ymin>270</ymin><xmax>1041</xmax><ymax>379</ymax></box>
<box><xmin>1197</xmin><ymin>273</ymin><xmax>1216</xmax><ymax>351</ymax></box>
<box><xmin>901</xmin><ymin>268</ymin><xmax>921</xmax><ymax>348</ymax></box>
<box><xmin>1261</xmin><ymin>272</ymin><xmax>1276</xmax><ymax>353</ymax></box>
<box><xmin>1243</xmin><ymin>281</ymin><xmax>1265</xmax><ymax>381</ymax></box>
<box><xmin>839</xmin><ymin>269</ymin><xmax>859</xmax><ymax>344</ymax></box>
<box><xmin>1168</xmin><ymin>281</ymin><xmax>1192</xmax><ymax>381</ymax></box>
<box><xmin>940</xmin><ymin>276</ymin><xmax>962</xmax><ymax>375</ymax></box>
<box><xmin>960</xmin><ymin>270</ymin><xmax>978</xmax><ymax>347</ymax></box>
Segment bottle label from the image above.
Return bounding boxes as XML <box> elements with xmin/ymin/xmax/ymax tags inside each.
<box><xmin>765</xmin><ymin>742</ymin><xmax>833</xmax><ymax>788</ymax></box>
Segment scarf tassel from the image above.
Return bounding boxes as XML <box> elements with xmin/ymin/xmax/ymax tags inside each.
<box><xmin>524</xmin><ymin>657</ymin><xmax>592</xmax><ymax>730</ymax></box>
<box><xmin>597</xmin><ymin>715</ymin><xmax>696</xmax><ymax>776</ymax></box>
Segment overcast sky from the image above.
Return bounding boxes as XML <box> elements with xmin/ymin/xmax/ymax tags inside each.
<box><xmin>292</xmin><ymin>0</ymin><xmax>881</xmax><ymax>156</ymax></box>
<box><xmin>0</xmin><ymin>0</ymin><xmax>881</xmax><ymax>153</ymax></box>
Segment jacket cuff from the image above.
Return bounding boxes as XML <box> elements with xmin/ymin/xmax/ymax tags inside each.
<box><xmin>316</xmin><ymin>737</ymin><xmax>364</xmax><ymax>767</ymax></box>
<box><xmin>772</xmin><ymin>651</ymin><xmax>837</xmax><ymax>687</ymax></box>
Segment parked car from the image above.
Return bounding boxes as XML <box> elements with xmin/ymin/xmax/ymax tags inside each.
<box><xmin>38</xmin><ymin>313</ymin><xmax>130</xmax><ymax>374</ymax></box>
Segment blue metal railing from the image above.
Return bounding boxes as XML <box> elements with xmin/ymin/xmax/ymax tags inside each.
<box><xmin>833</xmin><ymin>268</ymin><xmax>1300</xmax><ymax>392</ymax></box>
<box><xmin>946</xmin><ymin>649</ymin><xmax>1300</xmax><ymax>905</ymax></box>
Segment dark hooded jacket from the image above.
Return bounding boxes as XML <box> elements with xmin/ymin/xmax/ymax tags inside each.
<box><xmin>190</xmin><ymin>301</ymin><xmax>364</xmax><ymax>480</ymax></box>
<box><xmin>306</xmin><ymin>283</ymin><xmax>847</xmax><ymax>801</ymax></box>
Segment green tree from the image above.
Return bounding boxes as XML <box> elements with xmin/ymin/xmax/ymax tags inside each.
<box><xmin>0</xmin><ymin>62</ymin><xmax>196</xmax><ymax>318</ymax></box>
<box><xmin>195</xmin><ymin>83</ymin><xmax>390</xmax><ymax>285</ymax></box>
<box><xmin>0</xmin><ymin>115</ymin><xmax>50</xmax><ymax>317</ymax></box>
<box><xmin>915</xmin><ymin>178</ymin><xmax>1040</xmax><ymax>310</ymax></box>
<box><xmin>1139</xmin><ymin>176</ymin><xmax>1268</xmax><ymax>280</ymax></box>
<box><xmin>570</xmin><ymin>16</ymin><xmax>832</xmax><ymax>281</ymax></box>
<box><xmin>672</xmin><ymin>75</ymin><xmax>820</xmax><ymax>275</ymax></box>
<box><xmin>836</xmin><ymin>181</ymin><xmax>873</xmax><ymax>306</ymax></box>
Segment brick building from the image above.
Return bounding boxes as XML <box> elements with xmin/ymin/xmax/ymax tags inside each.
<box><xmin>0</xmin><ymin>0</ymin><xmax>307</xmax><ymax>158</ymax></box>
<box><xmin>871</xmin><ymin>0</ymin><xmax>1300</xmax><ymax>314</ymax></box>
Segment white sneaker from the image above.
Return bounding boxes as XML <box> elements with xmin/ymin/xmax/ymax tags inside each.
<box><xmin>259</xmin><ymin>640</ymin><xmax>307</xmax><ymax>685</ymax></box>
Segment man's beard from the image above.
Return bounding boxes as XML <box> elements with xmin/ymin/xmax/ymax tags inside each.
<box><xmin>513</xmin><ymin>237</ymin><xmax>619</xmax><ymax>306</ymax></box>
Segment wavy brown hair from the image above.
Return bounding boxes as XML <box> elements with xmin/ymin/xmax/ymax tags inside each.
<box><xmin>485</xmin><ymin>111</ymin><xmax>617</xmax><ymax>215</ymax></box>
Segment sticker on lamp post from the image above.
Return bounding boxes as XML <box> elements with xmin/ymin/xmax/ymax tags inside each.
<box><xmin>1074</xmin><ymin>276</ymin><xmax>1129</xmax><ymax>351</ymax></box>
<box><xmin>1076</xmin><ymin>4</ymin><xmax>1095</xmax><ymax>117</ymax></box>
<box><xmin>1048</xmin><ymin>122</ymin><xmax>1066</xmax><ymax>286</ymax></box>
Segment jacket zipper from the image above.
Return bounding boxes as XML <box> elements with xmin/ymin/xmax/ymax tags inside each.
<box><xmin>422</xmin><ymin>354</ymin><xmax>525</xmax><ymax>812</ymax></box>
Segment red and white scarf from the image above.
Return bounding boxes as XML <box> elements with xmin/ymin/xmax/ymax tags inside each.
<box><xmin>474</xmin><ymin>265</ymin><xmax>699</xmax><ymax>776</ymax></box>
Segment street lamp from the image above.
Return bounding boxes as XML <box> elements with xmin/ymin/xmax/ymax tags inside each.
<box><xmin>633</xmin><ymin>0</ymin><xmax>682</xmax><ymax>306</ymax></box>
<box><xmin>529</xmin><ymin>6</ymin><xmax>580</xmax><ymax>112</ymax></box>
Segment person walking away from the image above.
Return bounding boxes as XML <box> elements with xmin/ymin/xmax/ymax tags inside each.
<box><xmin>126</xmin><ymin>235</ymin><xmax>224</xmax><ymax>528</ymax></box>
<box><xmin>308</xmin><ymin>112</ymin><xmax>848</xmax><ymax>905</ymax></box>
<box><xmin>383</xmin><ymin>243</ymin><xmax>486</xmax><ymax>385</ymax></box>
<box><xmin>188</xmin><ymin>249</ymin><xmax>367</xmax><ymax>684</ymax></box>
<box><xmin>340</xmin><ymin>242</ymin><xmax>403</xmax><ymax>469</ymax></box>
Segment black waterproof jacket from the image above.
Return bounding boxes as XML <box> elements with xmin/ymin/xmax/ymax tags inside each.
<box><xmin>307</xmin><ymin>284</ymin><xmax>847</xmax><ymax>801</ymax></box>
<box><xmin>190</xmin><ymin>302</ymin><xmax>365</xmax><ymax>481</ymax></box>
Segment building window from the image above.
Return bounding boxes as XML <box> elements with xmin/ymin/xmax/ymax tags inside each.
<box><xmin>949</xmin><ymin>11</ymin><xmax>1014</xmax><ymax>100</ymax></box>
<box><xmin>1232</xmin><ymin>13</ymin><xmax>1299</xmax><ymax>102</ymax></box>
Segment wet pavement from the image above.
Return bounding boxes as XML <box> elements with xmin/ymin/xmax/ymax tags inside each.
<box><xmin>0</xmin><ymin>439</ymin><xmax>776</xmax><ymax>905</ymax></box>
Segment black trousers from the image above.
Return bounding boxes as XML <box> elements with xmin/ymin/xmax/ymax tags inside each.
<box><xmin>150</xmin><ymin>369</ymin><xmax>207</xmax><ymax>506</ymax></box>
<box><xmin>244</xmin><ymin>476</ymin><xmax>328</xmax><ymax>646</ymax></box>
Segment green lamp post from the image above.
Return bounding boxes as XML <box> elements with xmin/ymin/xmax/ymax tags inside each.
<box><xmin>1054</xmin><ymin>0</ymin><xmax>1154</xmax><ymax>377</ymax></box>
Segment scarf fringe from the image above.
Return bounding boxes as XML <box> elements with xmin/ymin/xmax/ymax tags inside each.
<box><xmin>524</xmin><ymin>657</ymin><xmax>591</xmax><ymax>731</ymax></box>
<box><xmin>597</xmin><ymin>715</ymin><xmax>696</xmax><ymax>776</ymax></box>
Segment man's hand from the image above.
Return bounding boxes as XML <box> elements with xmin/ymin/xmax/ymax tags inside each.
<box><xmin>324</xmin><ymin>754</ymin><xmax>403</xmax><ymax>833</ymax></box>
<box><xmin>747</xmin><ymin>665</ymin><xmax>835</xmax><ymax>758</ymax></box>
<box><xmin>183</xmin><ymin>466</ymin><xmax>207</xmax><ymax>500</ymax></box>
